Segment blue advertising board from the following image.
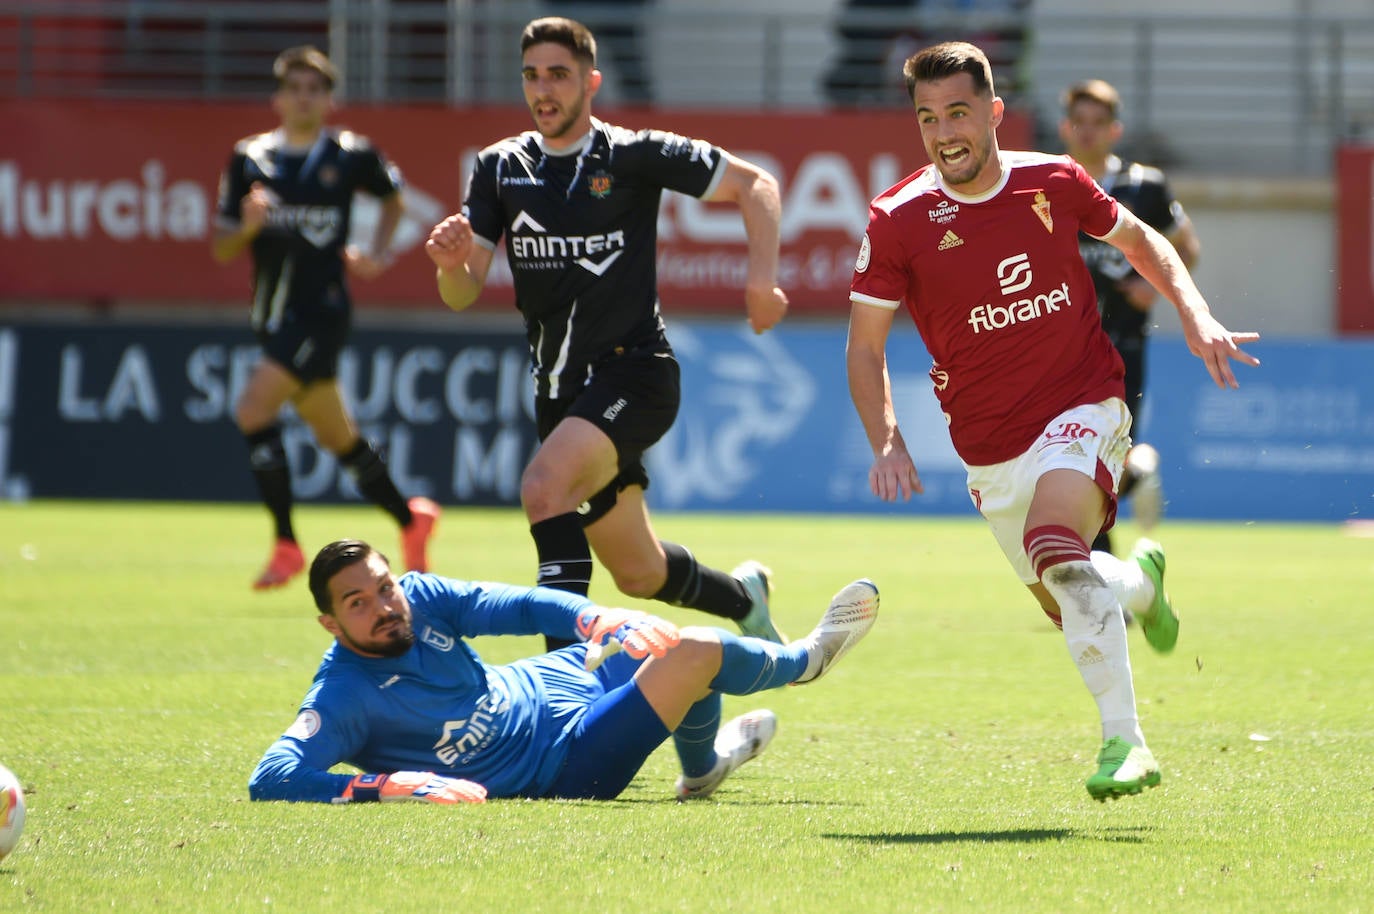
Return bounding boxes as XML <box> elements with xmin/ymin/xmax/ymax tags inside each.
<box><xmin>3</xmin><ymin>317</ymin><xmax>1370</xmax><ymax>522</ymax></box>
<box><xmin>647</xmin><ymin>319</ymin><xmax>973</xmax><ymax>517</ymax></box>
<box><xmin>1143</xmin><ymin>337</ymin><xmax>1374</xmax><ymax>522</ymax></box>
<box><xmin>0</xmin><ymin>320</ymin><xmax>538</xmax><ymax>506</ymax></box>
<box><xmin>652</xmin><ymin>322</ymin><xmax>1374</xmax><ymax>523</ymax></box>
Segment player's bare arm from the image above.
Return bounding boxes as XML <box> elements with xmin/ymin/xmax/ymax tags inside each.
<box><xmin>211</xmin><ymin>182</ymin><xmax>274</xmax><ymax>264</ymax></box>
<box><xmin>346</xmin><ymin>191</ymin><xmax>404</xmax><ymax>280</ymax></box>
<box><xmin>425</xmin><ymin>213</ymin><xmax>493</xmax><ymax>312</ymax></box>
<box><xmin>846</xmin><ymin>302</ymin><xmax>922</xmax><ymax>501</ymax></box>
<box><xmin>1110</xmin><ymin>211</ymin><xmax>1260</xmax><ymax>388</ymax></box>
<box><xmin>707</xmin><ymin>151</ymin><xmax>788</xmax><ymax>334</ymax></box>
<box><xmin>1119</xmin><ymin>218</ymin><xmax>1201</xmax><ymax>312</ymax></box>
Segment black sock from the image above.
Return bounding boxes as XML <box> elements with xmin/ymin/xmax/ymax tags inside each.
<box><xmin>1118</xmin><ymin>464</ymin><xmax>1140</xmax><ymax>499</ymax></box>
<box><xmin>339</xmin><ymin>438</ymin><xmax>413</xmax><ymax>527</ymax></box>
<box><xmin>1096</xmin><ymin>465</ymin><xmax>1140</xmax><ymax>555</ymax></box>
<box><xmin>653</xmin><ymin>541</ymin><xmax>750</xmax><ymax>621</ymax></box>
<box><xmin>244</xmin><ymin>425</ymin><xmax>295</xmax><ymax>542</ymax></box>
<box><xmin>531</xmin><ymin>513</ymin><xmax>594</xmax><ymax>651</ymax></box>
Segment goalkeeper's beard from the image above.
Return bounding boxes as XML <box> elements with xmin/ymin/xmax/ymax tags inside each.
<box><xmin>344</xmin><ymin>616</ymin><xmax>416</xmax><ymax>658</ymax></box>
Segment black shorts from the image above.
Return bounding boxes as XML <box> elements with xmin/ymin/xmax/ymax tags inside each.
<box><xmin>257</xmin><ymin>307</ymin><xmax>350</xmax><ymax>383</ymax></box>
<box><xmin>535</xmin><ymin>348</ymin><xmax>681</xmax><ymax>523</ymax></box>
<box><xmin>1108</xmin><ymin>333</ymin><xmax>1146</xmax><ymax>427</ymax></box>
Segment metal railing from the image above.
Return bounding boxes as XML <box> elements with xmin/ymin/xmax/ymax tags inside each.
<box><xmin>0</xmin><ymin>1</ymin><xmax>1029</xmax><ymax>104</ymax></box>
<box><xmin>2</xmin><ymin>1</ymin><xmax>1371</xmax><ymax>175</ymax></box>
<box><xmin>1024</xmin><ymin>11</ymin><xmax>1374</xmax><ymax>176</ymax></box>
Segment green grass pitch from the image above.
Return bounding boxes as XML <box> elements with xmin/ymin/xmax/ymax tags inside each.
<box><xmin>1</xmin><ymin>501</ymin><xmax>1369</xmax><ymax>912</ymax></box>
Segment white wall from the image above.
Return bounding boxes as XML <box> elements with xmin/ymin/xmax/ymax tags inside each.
<box><xmin>1161</xmin><ymin>197</ymin><xmax>1333</xmax><ymax>338</ymax></box>
<box><xmin>1034</xmin><ymin>0</ymin><xmax>1367</xmax><ymax>14</ymax></box>
<box><xmin>1028</xmin><ymin>0</ymin><xmax>1340</xmax><ymax>336</ymax></box>
<box><xmin>635</xmin><ymin>0</ymin><xmax>1341</xmax><ymax>337</ymax></box>
<box><xmin>646</xmin><ymin>0</ymin><xmax>839</xmax><ymax>108</ymax></box>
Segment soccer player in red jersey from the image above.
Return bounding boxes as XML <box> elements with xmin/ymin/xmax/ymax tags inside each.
<box><xmin>845</xmin><ymin>41</ymin><xmax>1259</xmax><ymax>800</ymax></box>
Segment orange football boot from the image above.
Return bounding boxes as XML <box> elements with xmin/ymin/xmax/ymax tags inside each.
<box><xmin>253</xmin><ymin>538</ymin><xmax>305</xmax><ymax>591</ymax></box>
<box><xmin>401</xmin><ymin>497</ymin><xmax>441</xmax><ymax>572</ymax></box>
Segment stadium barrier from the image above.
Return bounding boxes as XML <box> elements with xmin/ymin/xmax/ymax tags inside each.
<box><xmin>1336</xmin><ymin>145</ymin><xmax>1374</xmax><ymax>334</ymax></box>
<box><xmin>0</xmin><ymin>98</ymin><xmax>1029</xmax><ymax>314</ymax></box>
<box><xmin>4</xmin><ymin>319</ymin><xmax>1370</xmax><ymax>522</ymax></box>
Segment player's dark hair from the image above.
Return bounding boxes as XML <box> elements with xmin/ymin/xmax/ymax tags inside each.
<box><xmin>521</xmin><ymin>17</ymin><xmax>597</xmax><ymax>68</ymax></box>
<box><xmin>903</xmin><ymin>41</ymin><xmax>994</xmax><ymax>102</ymax></box>
<box><xmin>309</xmin><ymin>539</ymin><xmax>387</xmax><ymax>614</ymax></box>
<box><xmin>1062</xmin><ymin>79</ymin><xmax>1121</xmax><ymax>120</ymax></box>
<box><xmin>273</xmin><ymin>45</ymin><xmax>338</xmax><ymax>90</ymax></box>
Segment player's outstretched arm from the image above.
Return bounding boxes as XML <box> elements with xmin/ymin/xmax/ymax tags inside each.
<box><xmin>708</xmin><ymin>152</ymin><xmax>788</xmax><ymax>333</ymax></box>
<box><xmin>249</xmin><ymin>735</ymin><xmax>356</xmax><ymax>803</ymax></box>
<box><xmin>249</xmin><ymin>730</ymin><xmax>487</xmax><ymax>804</ymax></box>
<box><xmin>1111</xmin><ymin>212</ymin><xmax>1260</xmax><ymax>388</ymax></box>
<box><xmin>1176</xmin><ymin>311</ymin><xmax>1261</xmax><ymax>390</ymax></box>
<box><xmin>340</xmin><ymin>772</ymin><xmax>487</xmax><ymax>805</ymax></box>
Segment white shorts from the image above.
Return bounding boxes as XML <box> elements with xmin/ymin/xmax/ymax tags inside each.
<box><xmin>965</xmin><ymin>398</ymin><xmax>1132</xmax><ymax>584</ymax></box>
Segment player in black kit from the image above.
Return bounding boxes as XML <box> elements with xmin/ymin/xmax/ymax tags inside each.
<box><xmin>213</xmin><ymin>45</ymin><xmax>439</xmax><ymax>591</ymax></box>
<box><xmin>1060</xmin><ymin>79</ymin><xmax>1201</xmax><ymax>555</ymax></box>
<box><xmin>425</xmin><ymin>17</ymin><xmax>790</xmax><ymax>651</ymax></box>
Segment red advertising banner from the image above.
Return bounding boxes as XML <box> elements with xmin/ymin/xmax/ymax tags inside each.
<box><xmin>1336</xmin><ymin>145</ymin><xmax>1374</xmax><ymax>334</ymax></box>
<box><xmin>1</xmin><ymin>99</ymin><xmax>1029</xmax><ymax>314</ymax></box>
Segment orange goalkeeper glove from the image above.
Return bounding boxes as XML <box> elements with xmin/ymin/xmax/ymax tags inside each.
<box><xmin>342</xmin><ymin>772</ymin><xmax>487</xmax><ymax>805</ymax></box>
<box><xmin>575</xmin><ymin>607</ymin><xmax>681</xmax><ymax>670</ymax></box>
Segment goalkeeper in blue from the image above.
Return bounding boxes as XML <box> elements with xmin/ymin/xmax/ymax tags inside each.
<box><xmin>249</xmin><ymin>539</ymin><xmax>879</xmax><ymax>804</ymax></box>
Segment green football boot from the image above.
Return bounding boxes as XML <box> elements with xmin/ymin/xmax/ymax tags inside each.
<box><xmin>1086</xmin><ymin>736</ymin><xmax>1162</xmax><ymax>802</ymax></box>
<box><xmin>1132</xmin><ymin>538</ymin><xmax>1178</xmax><ymax>654</ymax></box>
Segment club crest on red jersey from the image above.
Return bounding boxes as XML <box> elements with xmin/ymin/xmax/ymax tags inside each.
<box><xmin>1032</xmin><ymin>190</ymin><xmax>1053</xmax><ymax>233</ymax></box>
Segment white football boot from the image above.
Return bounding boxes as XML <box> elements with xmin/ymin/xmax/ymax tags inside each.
<box><xmin>675</xmin><ymin>710</ymin><xmax>778</xmax><ymax>800</ymax></box>
<box><xmin>792</xmin><ymin>578</ymin><xmax>880</xmax><ymax>684</ymax></box>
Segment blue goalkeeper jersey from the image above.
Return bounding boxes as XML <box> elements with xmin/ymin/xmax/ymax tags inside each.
<box><xmin>249</xmin><ymin>572</ymin><xmax>625</xmax><ymax>802</ymax></box>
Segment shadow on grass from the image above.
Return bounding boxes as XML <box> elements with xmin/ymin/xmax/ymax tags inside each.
<box><xmin>824</xmin><ymin>827</ymin><xmax>1148</xmax><ymax>845</ymax></box>
<box><xmin>587</xmin><ymin>797</ymin><xmax>855</xmax><ymax>807</ymax></box>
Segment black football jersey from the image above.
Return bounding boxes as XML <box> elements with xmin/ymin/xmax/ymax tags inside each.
<box><xmin>463</xmin><ymin>118</ymin><xmax>726</xmax><ymax>400</ymax></box>
<box><xmin>1077</xmin><ymin>156</ymin><xmax>1186</xmax><ymax>340</ymax></box>
<box><xmin>216</xmin><ymin>127</ymin><xmax>403</xmax><ymax>332</ymax></box>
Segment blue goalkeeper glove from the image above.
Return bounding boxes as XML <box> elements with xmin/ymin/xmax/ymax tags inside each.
<box><xmin>341</xmin><ymin>772</ymin><xmax>487</xmax><ymax>805</ymax></box>
<box><xmin>575</xmin><ymin>607</ymin><xmax>681</xmax><ymax>671</ymax></box>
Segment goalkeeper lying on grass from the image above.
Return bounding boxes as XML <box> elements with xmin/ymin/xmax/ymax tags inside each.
<box><xmin>249</xmin><ymin>539</ymin><xmax>878</xmax><ymax>804</ymax></box>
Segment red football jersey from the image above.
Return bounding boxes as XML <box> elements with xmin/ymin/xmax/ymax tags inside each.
<box><xmin>851</xmin><ymin>151</ymin><xmax>1127</xmax><ymax>466</ymax></box>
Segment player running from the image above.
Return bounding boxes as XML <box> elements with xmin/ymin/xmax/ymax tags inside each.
<box><xmin>845</xmin><ymin>41</ymin><xmax>1258</xmax><ymax>800</ymax></box>
<box><xmin>424</xmin><ymin>17</ymin><xmax>790</xmax><ymax>651</ymax></box>
<box><xmin>212</xmin><ymin>46</ymin><xmax>439</xmax><ymax>590</ymax></box>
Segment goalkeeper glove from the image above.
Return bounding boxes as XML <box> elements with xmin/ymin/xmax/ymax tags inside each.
<box><xmin>342</xmin><ymin>771</ymin><xmax>487</xmax><ymax>805</ymax></box>
<box><xmin>576</xmin><ymin>607</ymin><xmax>680</xmax><ymax>670</ymax></box>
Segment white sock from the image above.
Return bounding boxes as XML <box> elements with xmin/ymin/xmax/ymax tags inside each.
<box><xmin>1042</xmin><ymin>559</ymin><xmax>1145</xmax><ymax>747</ymax></box>
<box><xmin>1090</xmin><ymin>550</ymin><xmax>1154</xmax><ymax>617</ymax></box>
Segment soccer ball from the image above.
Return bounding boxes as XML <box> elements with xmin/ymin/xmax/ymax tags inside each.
<box><xmin>0</xmin><ymin>763</ymin><xmax>25</xmax><ymax>861</ymax></box>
